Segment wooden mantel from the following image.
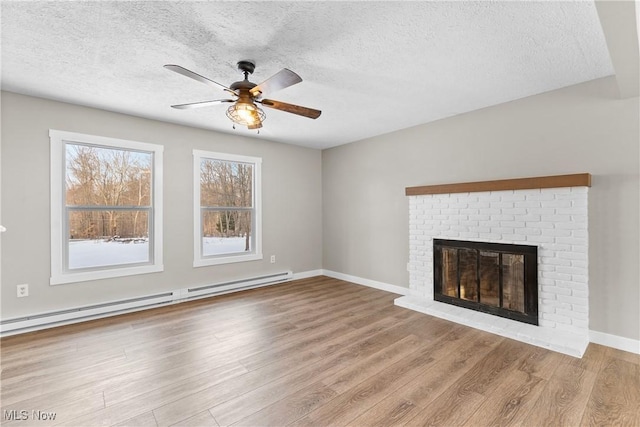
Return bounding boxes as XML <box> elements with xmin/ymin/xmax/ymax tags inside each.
<box><xmin>405</xmin><ymin>173</ymin><xmax>591</xmax><ymax>196</ymax></box>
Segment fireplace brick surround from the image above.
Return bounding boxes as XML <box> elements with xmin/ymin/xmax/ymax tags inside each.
<box><xmin>395</xmin><ymin>174</ymin><xmax>591</xmax><ymax>357</ymax></box>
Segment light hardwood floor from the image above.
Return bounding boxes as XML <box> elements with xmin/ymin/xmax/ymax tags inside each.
<box><xmin>1</xmin><ymin>276</ymin><xmax>638</xmax><ymax>426</ymax></box>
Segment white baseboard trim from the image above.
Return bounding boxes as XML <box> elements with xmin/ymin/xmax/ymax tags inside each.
<box><xmin>321</xmin><ymin>270</ymin><xmax>410</xmax><ymax>296</ymax></box>
<box><xmin>292</xmin><ymin>269</ymin><xmax>324</xmax><ymax>280</ymax></box>
<box><xmin>589</xmin><ymin>330</ymin><xmax>640</xmax><ymax>355</ymax></box>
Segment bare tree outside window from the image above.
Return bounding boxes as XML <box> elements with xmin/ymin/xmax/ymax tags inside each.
<box><xmin>200</xmin><ymin>158</ymin><xmax>253</xmax><ymax>256</ymax></box>
<box><xmin>65</xmin><ymin>143</ymin><xmax>153</xmax><ymax>269</ymax></box>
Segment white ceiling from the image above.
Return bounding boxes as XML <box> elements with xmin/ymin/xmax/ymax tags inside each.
<box><xmin>0</xmin><ymin>1</ymin><xmax>625</xmax><ymax>149</ymax></box>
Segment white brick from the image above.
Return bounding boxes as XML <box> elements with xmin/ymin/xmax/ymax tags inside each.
<box><xmin>571</xmin><ymin>245</ymin><xmax>588</xmax><ymax>253</ymax></box>
<box><xmin>479</xmin><ymin>208</ymin><xmax>501</xmax><ymax>215</ymax></box>
<box><xmin>557</xmin><ymin>207</ymin><xmax>587</xmax><ymax>215</ymax></box>
<box><xmin>460</xmin><ymin>208</ymin><xmax>479</xmax><ymax>215</ymax></box>
<box><xmin>469</xmin><ymin>201</ymin><xmax>490</xmax><ymax>209</ymax></box>
<box><xmin>554</xmin><ymin>222</ymin><xmax>584</xmax><ymax>230</ymax></box>
<box><xmin>572</xmin><ymin>289</ymin><xmax>588</xmax><ymax>298</ymax></box>
<box><xmin>478</xmin><ymin>233</ymin><xmax>503</xmax><ymax>240</ymax></box>
<box><xmin>515</xmin><ymin>201</ymin><xmax>542</xmax><ymax>208</ymax></box>
<box><xmin>542</xmin><ymin>200</ymin><xmax>572</xmax><ymax>208</ymax></box>
<box><xmin>543</xmin><ymin>313</ymin><xmax>572</xmax><ymax>324</ymax></box>
<box><xmin>570</xmin><ymin>260</ymin><xmax>588</xmax><ymax>269</ymax></box>
<box><xmin>469</xmin><ymin>226</ymin><xmax>491</xmax><ymax>233</ymax></box>
<box><xmin>571</xmin><ymin>230</ymin><xmax>588</xmax><ymax>238</ymax></box>
<box><xmin>573</xmin><ymin>304</ymin><xmax>588</xmax><ymax>313</ymax></box>
<box><xmin>546</xmin><ymin>243</ymin><xmax>572</xmax><ymax>252</ymax></box>
<box><xmin>521</xmin><ymin>228</ymin><xmax>543</xmax><ymax>235</ymax></box>
<box><xmin>491</xmin><ymin>201</ymin><xmax>515</xmax><ymax>209</ymax></box>
<box><xmin>491</xmin><ymin>227</ymin><xmax>515</xmax><ymax>235</ymax></box>
<box><xmin>493</xmin><ymin>214</ymin><xmax>515</xmax><ymax>221</ymax></box>
<box><xmin>557</xmin><ymin>308</ymin><xmax>588</xmax><ymax>320</ymax></box>
<box><xmin>501</xmin><ymin>208</ymin><xmax>528</xmax><ymax>215</ymax></box>
<box><xmin>469</xmin><ymin>214</ymin><xmax>490</xmax><ymax>221</ymax></box>
<box><xmin>524</xmin><ymin>193</ymin><xmax>554</xmax><ymax>201</ymax></box>
<box><xmin>556</xmin><ymin>266</ymin><xmax>587</xmax><ymax>275</ymax></box>
<box><xmin>501</xmin><ymin>221</ymin><xmax>525</xmax><ymax>228</ymax></box>
<box><xmin>500</xmin><ymin>194</ymin><xmax>526</xmax><ymax>201</ymax></box>
<box><xmin>555</xmin><ymin>280</ymin><xmax>587</xmax><ymax>291</ymax></box>
<box><xmin>528</xmin><ymin>208</ymin><xmax>556</xmax><ymax>215</ymax></box>
<box><xmin>542</xmin><ymin>271</ymin><xmax>572</xmax><ymax>281</ymax></box>
<box><xmin>556</xmin><ymin>237</ymin><xmax>588</xmax><ymax>246</ymax></box>
<box><xmin>557</xmin><ymin>294</ymin><xmax>588</xmax><ymax>306</ymax></box>
<box><xmin>540</xmin><ymin>292</ymin><xmax>557</xmax><ymax>301</ymax></box>
<box><xmin>542</xmin><ymin>285</ymin><xmax>572</xmax><ymax>296</ymax></box>
<box><xmin>541</xmin><ymin>214</ymin><xmax>571</xmax><ymax>222</ymax></box>
<box><xmin>571</xmin><ymin>215</ymin><xmax>588</xmax><ymax>223</ymax></box>
<box><xmin>541</xmin><ymin>256</ymin><xmax>571</xmax><ymax>266</ymax></box>
<box><xmin>542</xmin><ymin>229</ymin><xmax>572</xmax><ymax>238</ymax></box>
<box><xmin>483</xmin><ymin>220</ymin><xmax>501</xmax><ymax>227</ymax></box>
<box><xmin>526</xmin><ymin>235</ymin><xmax>554</xmax><ymax>244</ymax></box>
<box><xmin>459</xmin><ymin>232</ymin><xmax>480</xmax><ymax>239</ymax></box>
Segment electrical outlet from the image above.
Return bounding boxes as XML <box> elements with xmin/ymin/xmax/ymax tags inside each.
<box><xmin>270</xmin><ymin>255</ymin><xmax>276</xmax><ymax>263</ymax></box>
<box><xmin>17</xmin><ymin>284</ymin><xmax>29</xmax><ymax>298</ymax></box>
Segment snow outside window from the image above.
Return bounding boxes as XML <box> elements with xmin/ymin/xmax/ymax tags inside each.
<box><xmin>193</xmin><ymin>150</ymin><xmax>262</xmax><ymax>267</ymax></box>
<box><xmin>50</xmin><ymin>130</ymin><xmax>163</xmax><ymax>285</ymax></box>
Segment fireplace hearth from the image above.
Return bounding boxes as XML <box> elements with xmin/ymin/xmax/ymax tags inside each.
<box><xmin>434</xmin><ymin>239</ymin><xmax>538</xmax><ymax>325</ymax></box>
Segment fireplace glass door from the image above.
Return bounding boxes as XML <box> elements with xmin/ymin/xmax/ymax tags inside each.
<box><xmin>433</xmin><ymin>239</ymin><xmax>538</xmax><ymax>325</ymax></box>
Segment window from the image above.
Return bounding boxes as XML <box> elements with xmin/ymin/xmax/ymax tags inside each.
<box><xmin>194</xmin><ymin>150</ymin><xmax>262</xmax><ymax>266</ymax></box>
<box><xmin>50</xmin><ymin>130</ymin><xmax>163</xmax><ymax>284</ymax></box>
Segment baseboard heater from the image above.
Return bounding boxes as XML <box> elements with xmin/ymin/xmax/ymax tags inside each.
<box><xmin>0</xmin><ymin>270</ymin><xmax>293</xmax><ymax>337</ymax></box>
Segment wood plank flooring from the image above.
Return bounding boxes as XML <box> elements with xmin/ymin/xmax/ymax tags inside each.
<box><xmin>1</xmin><ymin>276</ymin><xmax>638</xmax><ymax>426</ymax></box>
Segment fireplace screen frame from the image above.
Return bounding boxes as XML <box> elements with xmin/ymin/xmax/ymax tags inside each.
<box><xmin>433</xmin><ymin>239</ymin><xmax>538</xmax><ymax>325</ymax></box>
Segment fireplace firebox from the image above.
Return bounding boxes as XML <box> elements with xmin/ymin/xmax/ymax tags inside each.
<box><xmin>433</xmin><ymin>239</ymin><xmax>538</xmax><ymax>325</ymax></box>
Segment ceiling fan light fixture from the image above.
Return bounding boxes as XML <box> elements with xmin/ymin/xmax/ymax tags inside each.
<box><xmin>226</xmin><ymin>101</ymin><xmax>266</xmax><ymax>128</ymax></box>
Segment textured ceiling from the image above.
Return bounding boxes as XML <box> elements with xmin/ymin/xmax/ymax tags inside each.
<box><xmin>1</xmin><ymin>1</ymin><xmax>616</xmax><ymax>149</ymax></box>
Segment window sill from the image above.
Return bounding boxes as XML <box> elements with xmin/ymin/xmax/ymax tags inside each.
<box><xmin>50</xmin><ymin>264</ymin><xmax>164</xmax><ymax>285</ymax></box>
<box><xmin>194</xmin><ymin>253</ymin><xmax>263</xmax><ymax>267</ymax></box>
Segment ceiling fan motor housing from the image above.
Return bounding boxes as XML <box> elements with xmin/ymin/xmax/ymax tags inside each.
<box><xmin>237</xmin><ymin>60</ymin><xmax>256</xmax><ymax>75</ymax></box>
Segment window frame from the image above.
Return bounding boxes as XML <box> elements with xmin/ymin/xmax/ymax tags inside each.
<box><xmin>193</xmin><ymin>150</ymin><xmax>262</xmax><ymax>267</ymax></box>
<box><xmin>50</xmin><ymin>130</ymin><xmax>164</xmax><ymax>285</ymax></box>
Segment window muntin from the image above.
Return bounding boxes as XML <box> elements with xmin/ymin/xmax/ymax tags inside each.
<box><xmin>194</xmin><ymin>151</ymin><xmax>262</xmax><ymax>266</ymax></box>
<box><xmin>50</xmin><ymin>130</ymin><xmax>163</xmax><ymax>284</ymax></box>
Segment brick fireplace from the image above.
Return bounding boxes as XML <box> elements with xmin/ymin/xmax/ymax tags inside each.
<box><xmin>395</xmin><ymin>174</ymin><xmax>591</xmax><ymax>357</ymax></box>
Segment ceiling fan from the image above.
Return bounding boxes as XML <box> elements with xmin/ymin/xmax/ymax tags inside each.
<box><xmin>164</xmin><ymin>60</ymin><xmax>321</xmax><ymax>130</ymax></box>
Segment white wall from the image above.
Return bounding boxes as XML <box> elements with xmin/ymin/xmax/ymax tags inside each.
<box><xmin>1</xmin><ymin>91</ymin><xmax>323</xmax><ymax>318</ymax></box>
<box><xmin>323</xmin><ymin>76</ymin><xmax>640</xmax><ymax>341</ymax></box>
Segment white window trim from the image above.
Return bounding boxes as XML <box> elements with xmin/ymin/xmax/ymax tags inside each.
<box><xmin>50</xmin><ymin>130</ymin><xmax>164</xmax><ymax>285</ymax></box>
<box><xmin>193</xmin><ymin>150</ymin><xmax>262</xmax><ymax>267</ymax></box>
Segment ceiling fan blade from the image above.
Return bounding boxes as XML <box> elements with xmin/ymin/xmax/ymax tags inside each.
<box><xmin>170</xmin><ymin>99</ymin><xmax>234</xmax><ymax>109</ymax></box>
<box><xmin>164</xmin><ymin>64</ymin><xmax>237</xmax><ymax>96</ymax></box>
<box><xmin>258</xmin><ymin>99</ymin><xmax>322</xmax><ymax>119</ymax></box>
<box><xmin>250</xmin><ymin>69</ymin><xmax>302</xmax><ymax>97</ymax></box>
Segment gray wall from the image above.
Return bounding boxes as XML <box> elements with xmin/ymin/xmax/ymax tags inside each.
<box><xmin>323</xmin><ymin>77</ymin><xmax>639</xmax><ymax>341</ymax></box>
<box><xmin>1</xmin><ymin>91</ymin><xmax>323</xmax><ymax>318</ymax></box>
